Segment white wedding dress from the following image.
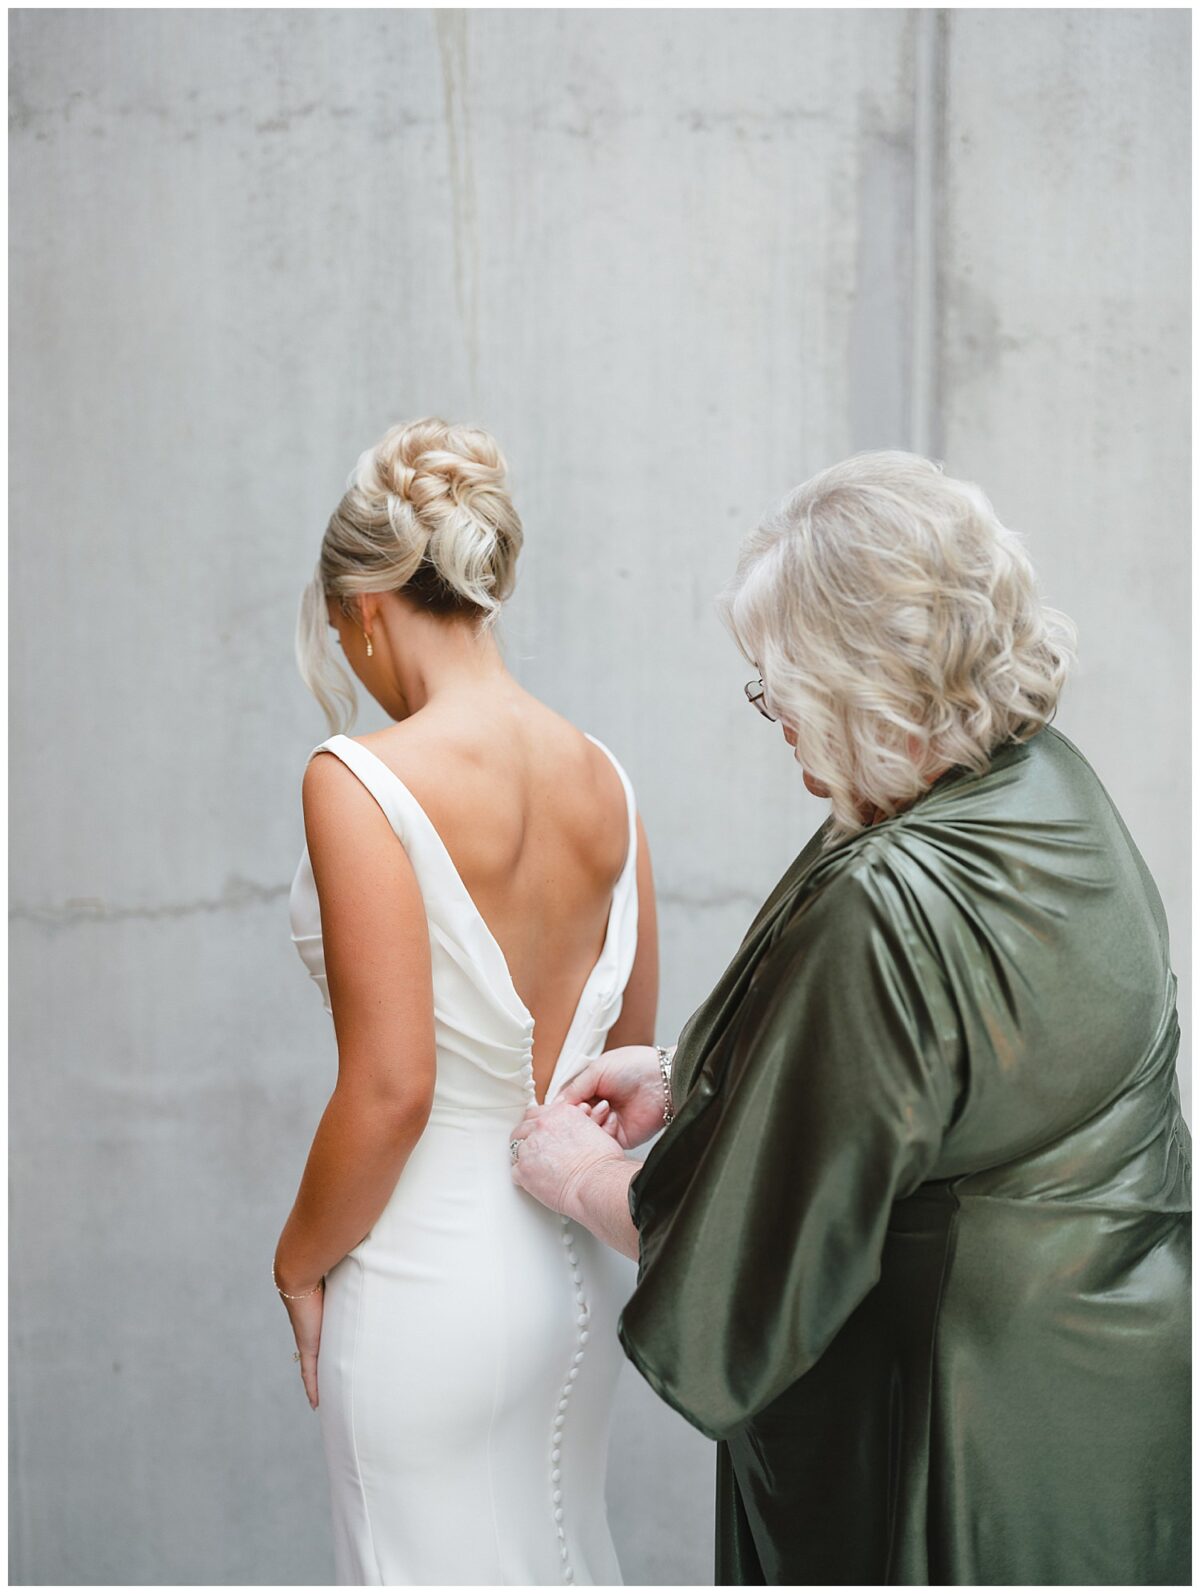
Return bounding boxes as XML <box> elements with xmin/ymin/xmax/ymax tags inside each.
<box><xmin>288</xmin><ymin>732</ymin><xmax>639</xmax><ymax>1585</ymax></box>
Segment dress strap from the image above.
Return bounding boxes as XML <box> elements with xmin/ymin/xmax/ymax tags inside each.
<box><xmin>584</xmin><ymin>734</ymin><xmax>638</xmax><ymax>885</ymax></box>
<box><xmin>307</xmin><ymin>734</ymin><xmax>418</xmax><ymax>849</ymax></box>
<box><xmin>306</xmin><ymin>734</ymin><xmax>532</xmax><ymax>1031</ymax></box>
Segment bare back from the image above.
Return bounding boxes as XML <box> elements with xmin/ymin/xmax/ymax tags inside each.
<box><xmin>356</xmin><ymin>688</ymin><xmax>631</xmax><ymax>1102</ymax></box>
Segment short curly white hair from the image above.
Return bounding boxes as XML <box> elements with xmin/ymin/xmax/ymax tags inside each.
<box><xmin>718</xmin><ymin>451</ymin><xmax>1077</xmax><ymax>845</ymax></box>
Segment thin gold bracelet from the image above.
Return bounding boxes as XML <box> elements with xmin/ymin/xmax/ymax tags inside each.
<box><xmin>272</xmin><ymin>1259</ymin><xmax>325</xmax><ymax>1300</ymax></box>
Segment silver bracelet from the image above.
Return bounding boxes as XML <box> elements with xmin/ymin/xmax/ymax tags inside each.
<box><xmin>655</xmin><ymin>1046</ymin><xmax>674</xmax><ymax>1126</ymax></box>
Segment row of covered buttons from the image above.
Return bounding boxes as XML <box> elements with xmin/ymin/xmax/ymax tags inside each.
<box><xmin>550</xmin><ymin>1211</ymin><xmax>590</xmax><ymax>1584</ymax></box>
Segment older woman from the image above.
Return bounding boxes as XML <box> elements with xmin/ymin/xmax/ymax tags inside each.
<box><xmin>509</xmin><ymin>452</ymin><xmax>1190</xmax><ymax>1586</ymax></box>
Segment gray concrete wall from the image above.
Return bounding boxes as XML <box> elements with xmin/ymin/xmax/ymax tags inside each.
<box><xmin>9</xmin><ymin>9</ymin><xmax>1188</xmax><ymax>1585</ymax></box>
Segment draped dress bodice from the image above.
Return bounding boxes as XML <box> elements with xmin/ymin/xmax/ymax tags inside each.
<box><xmin>289</xmin><ymin>731</ymin><xmax>640</xmax><ymax>1114</ymax></box>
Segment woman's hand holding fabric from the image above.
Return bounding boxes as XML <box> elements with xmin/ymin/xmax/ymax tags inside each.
<box><xmin>556</xmin><ymin>1045</ymin><xmax>666</xmax><ymax>1148</ymax></box>
<box><xmin>509</xmin><ymin>1099</ymin><xmax>628</xmax><ymax>1216</ymax></box>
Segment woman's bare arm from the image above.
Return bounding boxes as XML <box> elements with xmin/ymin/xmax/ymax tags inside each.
<box><xmin>567</xmin><ymin>1155</ymin><xmax>641</xmax><ymax>1260</ymax></box>
<box><xmin>273</xmin><ymin>750</ymin><xmax>437</xmax><ymax>1291</ymax></box>
<box><xmin>604</xmin><ymin>813</ymin><xmax>659</xmax><ymax>1050</ymax></box>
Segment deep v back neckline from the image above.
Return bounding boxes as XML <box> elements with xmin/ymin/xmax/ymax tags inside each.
<box><xmin>325</xmin><ymin>734</ymin><xmax>635</xmax><ymax>1104</ymax></box>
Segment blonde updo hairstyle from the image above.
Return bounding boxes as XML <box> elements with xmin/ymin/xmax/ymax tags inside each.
<box><xmin>297</xmin><ymin>418</ymin><xmax>523</xmax><ymax>731</ymax></box>
<box><xmin>719</xmin><ymin>451</ymin><xmax>1076</xmax><ymax>846</ymax></box>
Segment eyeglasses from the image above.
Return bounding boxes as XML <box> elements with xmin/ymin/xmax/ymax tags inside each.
<box><xmin>744</xmin><ymin>677</ymin><xmax>777</xmax><ymax>722</ymax></box>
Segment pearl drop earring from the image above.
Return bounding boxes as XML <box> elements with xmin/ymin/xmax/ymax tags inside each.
<box><xmin>363</xmin><ymin>631</ymin><xmax>374</xmax><ymax>658</ymax></box>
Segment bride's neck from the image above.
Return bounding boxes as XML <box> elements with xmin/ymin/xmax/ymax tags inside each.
<box><xmin>387</xmin><ymin>609</ymin><xmax>510</xmax><ymax>717</ymax></box>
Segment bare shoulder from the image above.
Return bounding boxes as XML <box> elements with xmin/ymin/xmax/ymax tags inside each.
<box><xmin>300</xmin><ymin>738</ymin><xmax>390</xmax><ymax>839</ymax></box>
<box><xmin>301</xmin><ymin>739</ymin><xmax>362</xmax><ymax>809</ymax></box>
<box><xmin>349</xmin><ymin>717</ymin><xmax>469</xmax><ymax>793</ymax></box>
<box><xmin>301</xmin><ymin>741</ymin><xmax>347</xmax><ymax>806</ymax></box>
<box><xmin>300</xmin><ymin>721</ymin><xmax>441</xmax><ymax>793</ymax></box>
<box><xmin>351</xmin><ymin>699</ymin><xmax>627</xmax><ymax>864</ymax></box>
<box><xmin>523</xmin><ymin>702</ymin><xmax>632</xmax><ymax>811</ymax></box>
<box><xmin>354</xmin><ymin>722</ymin><xmax>423</xmax><ymax>760</ymax></box>
<box><xmin>346</xmin><ymin>698</ymin><xmax>614</xmax><ymax>793</ymax></box>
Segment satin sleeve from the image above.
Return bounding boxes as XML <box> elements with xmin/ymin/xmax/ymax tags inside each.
<box><xmin>616</xmin><ymin>862</ymin><xmax>963</xmax><ymax>1441</ymax></box>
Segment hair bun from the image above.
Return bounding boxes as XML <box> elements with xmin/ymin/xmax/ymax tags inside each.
<box><xmin>322</xmin><ymin>415</ymin><xmax>523</xmax><ymax>624</ymax></box>
<box><xmin>378</xmin><ymin>421</ymin><xmax>505</xmax><ymax>511</ymax></box>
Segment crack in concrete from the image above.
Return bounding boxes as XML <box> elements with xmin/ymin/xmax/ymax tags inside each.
<box><xmin>659</xmin><ymin>888</ymin><xmax>764</xmax><ymax>912</ymax></box>
<box><xmin>10</xmin><ymin>877</ymin><xmax>291</xmax><ymax>926</ymax></box>
<box><xmin>11</xmin><ymin>880</ymin><xmax>758</xmax><ymax>926</ymax></box>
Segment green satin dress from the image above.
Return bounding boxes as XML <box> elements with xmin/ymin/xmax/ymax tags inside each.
<box><xmin>618</xmin><ymin>726</ymin><xmax>1190</xmax><ymax>1585</ymax></box>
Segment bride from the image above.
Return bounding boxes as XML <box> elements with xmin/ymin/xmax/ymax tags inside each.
<box><xmin>272</xmin><ymin>418</ymin><xmax>657</xmax><ymax>1585</ymax></box>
